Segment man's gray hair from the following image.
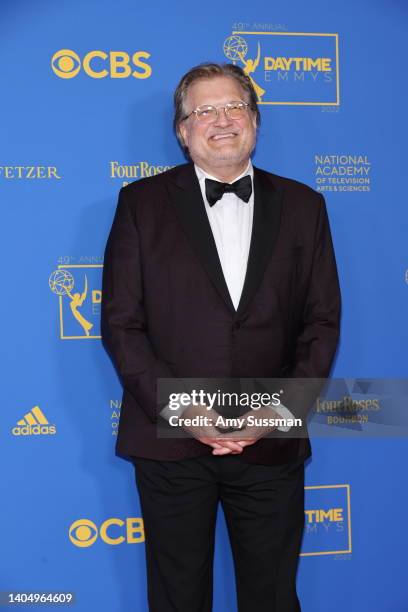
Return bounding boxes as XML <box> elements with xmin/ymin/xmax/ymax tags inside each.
<box><xmin>173</xmin><ymin>62</ymin><xmax>261</xmax><ymax>153</ymax></box>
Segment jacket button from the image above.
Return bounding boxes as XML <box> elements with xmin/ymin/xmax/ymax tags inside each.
<box><xmin>233</xmin><ymin>321</ymin><xmax>241</xmax><ymax>330</ymax></box>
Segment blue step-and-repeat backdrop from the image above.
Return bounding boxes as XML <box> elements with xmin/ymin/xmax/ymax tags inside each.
<box><xmin>2</xmin><ymin>1</ymin><xmax>407</xmax><ymax>610</ymax></box>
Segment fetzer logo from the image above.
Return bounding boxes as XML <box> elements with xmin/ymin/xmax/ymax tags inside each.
<box><xmin>12</xmin><ymin>406</ymin><xmax>56</xmax><ymax>436</ymax></box>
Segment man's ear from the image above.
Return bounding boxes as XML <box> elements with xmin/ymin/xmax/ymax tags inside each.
<box><xmin>178</xmin><ymin>122</ymin><xmax>188</xmax><ymax>148</ymax></box>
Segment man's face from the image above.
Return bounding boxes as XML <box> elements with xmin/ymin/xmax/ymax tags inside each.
<box><xmin>178</xmin><ymin>76</ymin><xmax>257</xmax><ymax>175</ymax></box>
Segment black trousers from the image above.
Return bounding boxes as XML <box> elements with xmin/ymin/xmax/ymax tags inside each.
<box><xmin>132</xmin><ymin>453</ymin><xmax>305</xmax><ymax>612</ymax></box>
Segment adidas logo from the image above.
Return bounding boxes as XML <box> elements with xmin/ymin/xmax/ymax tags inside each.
<box><xmin>12</xmin><ymin>406</ymin><xmax>56</xmax><ymax>436</ymax></box>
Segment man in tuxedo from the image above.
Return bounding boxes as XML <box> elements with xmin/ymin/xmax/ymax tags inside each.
<box><xmin>101</xmin><ymin>63</ymin><xmax>341</xmax><ymax>612</ymax></box>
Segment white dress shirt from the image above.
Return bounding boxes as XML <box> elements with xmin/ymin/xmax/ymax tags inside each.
<box><xmin>195</xmin><ymin>161</ymin><xmax>254</xmax><ymax>311</ymax></box>
<box><xmin>160</xmin><ymin>162</ymin><xmax>295</xmax><ymax>432</ymax></box>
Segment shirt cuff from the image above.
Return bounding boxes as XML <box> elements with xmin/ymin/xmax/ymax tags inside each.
<box><xmin>267</xmin><ymin>402</ymin><xmax>294</xmax><ymax>432</ymax></box>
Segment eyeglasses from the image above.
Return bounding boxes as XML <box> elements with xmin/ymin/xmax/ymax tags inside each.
<box><xmin>181</xmin><ymin>100</ymin><xmax>250</xmax><ymax>123</ymax></box>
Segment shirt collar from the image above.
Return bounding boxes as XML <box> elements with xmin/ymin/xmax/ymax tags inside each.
<box><xmin>194</xmin><ymin>160</ymin><xmax>253</xmax><ymax>185</ymax></box>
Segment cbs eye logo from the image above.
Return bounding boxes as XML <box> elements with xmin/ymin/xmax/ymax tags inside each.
<box><xmin>69</xmin><ymin>519</ymin><xmax>98</xmax><ymax>547</ymax></box>
<box><xmin>51</xmin><ymin>49</ymin><xmax>152</xmax><ymax>79</ymax></box>
<box><xmin>69</xmin><ymin>518</ymin><xmax>145</xmax><ymax>547</ymax></box>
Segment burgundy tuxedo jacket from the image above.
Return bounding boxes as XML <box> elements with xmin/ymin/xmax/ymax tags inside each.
<box><xmin>101</xmin><ymin>162</ymin><xmax>341</xmax><ymax>465</ymax></box>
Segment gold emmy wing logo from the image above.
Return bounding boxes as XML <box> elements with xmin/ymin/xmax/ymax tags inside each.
<box><xmin>12</xmin><ymin>406</ymin><xmax>56</xmax><ymax>436</ymax></box>
<box><xmin>224</xmin><ymin>36</ymin><xmax>265</xmax><ymax>101</ymax></box>
<box><xmin>49</xmin><ymin>265</ymin><xmax>102</xmax><ymax>340</ymax></box>
<box><xmin>223</xmin><ymin>31</ymin><xmax>339</xmax><ymax>106</ymax></box>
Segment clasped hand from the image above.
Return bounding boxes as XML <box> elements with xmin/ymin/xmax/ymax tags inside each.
<box><xmin>181</xmin><ymin>403</ymin><xmax>277</xmax><ymax>456</ymax></box>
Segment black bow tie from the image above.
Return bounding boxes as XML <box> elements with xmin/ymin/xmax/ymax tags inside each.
<box><xmin>205</xmin><ymin>175</ymin><xmax>252</xmax><ymax>207</ymax></box>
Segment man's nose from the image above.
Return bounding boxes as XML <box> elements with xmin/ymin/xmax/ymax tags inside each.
<box><xmin>214</xmin><ymin>106</ymin><xmax>233</xmax><ymax>127</ymax></box>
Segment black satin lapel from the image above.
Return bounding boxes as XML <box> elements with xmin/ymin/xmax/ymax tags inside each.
<box><xmin>166</xmin><ymin>164</ymin><xmax>236</xmax><ymax>314</ymax></box>
<box><xmin>236</xmin><ymin>168</ymin><xmax>283</xmax><ymax>318</ymax></box>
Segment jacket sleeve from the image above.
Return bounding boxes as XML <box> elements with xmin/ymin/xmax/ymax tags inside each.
<box><xmin>290</xmin><ymin>193</ymin><xmax>341</xmax><ymax>378</ymax></box>
<box><xmin>280</xmin><ymin>193</ymin><xmax>342</xmax><ymax>425</ymax></box>
<box><xmin>101</xmin><ymin>186</ymin><xmax>174</xmax><ymax>423</ymax></box>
